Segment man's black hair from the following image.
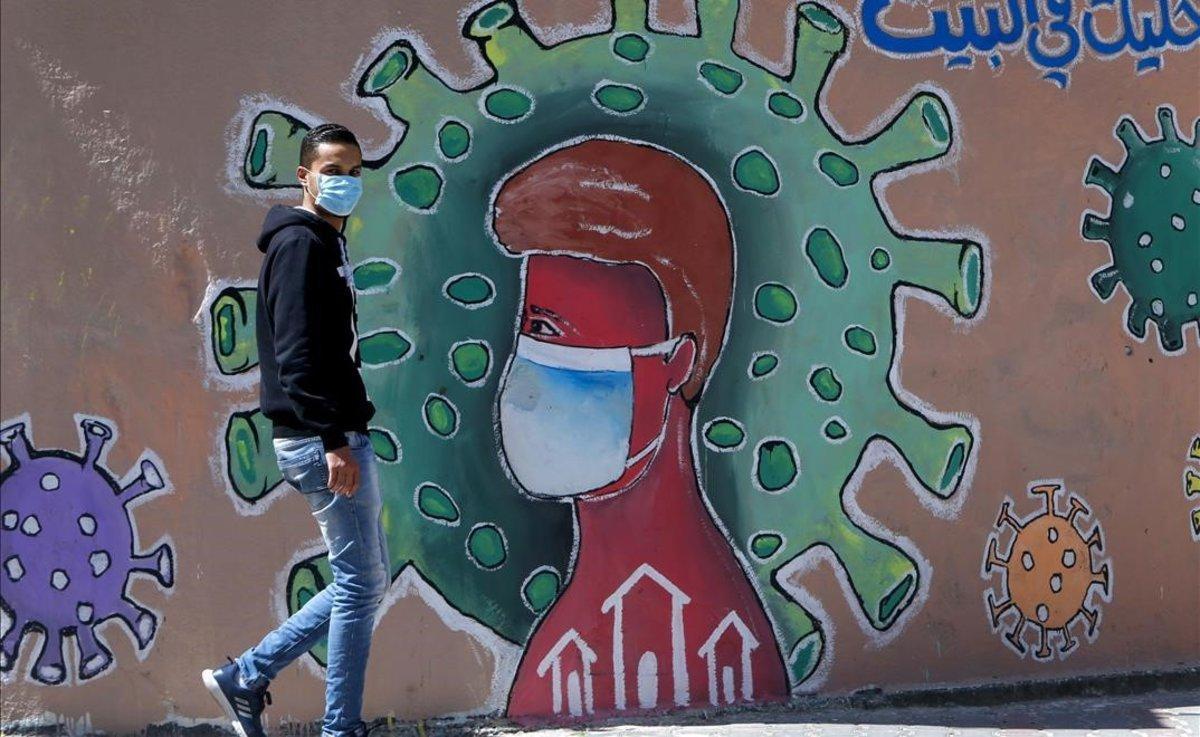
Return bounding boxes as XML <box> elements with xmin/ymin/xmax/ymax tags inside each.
<box><xmin>299</xmin><ymin>123</ymin><xmax>361</xmax><ymax>168</ymax></box>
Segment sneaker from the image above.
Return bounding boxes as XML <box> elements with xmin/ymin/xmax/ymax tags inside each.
<box><xmin>201</xmin><ymin>657</ymin><xmax>272</xmax><ymax>737</ymax></box>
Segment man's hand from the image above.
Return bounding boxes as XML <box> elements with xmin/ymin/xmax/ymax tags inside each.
<box><xmin>325</xmin><ymin>447</ymin><xmax>360</xmax><ymax>496</ymax></box>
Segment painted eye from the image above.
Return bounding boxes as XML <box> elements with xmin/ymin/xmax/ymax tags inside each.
<box><xmin>528</xmin><ymin>318</ymin><xmax>561</xmax><ymax>337</ymax></box>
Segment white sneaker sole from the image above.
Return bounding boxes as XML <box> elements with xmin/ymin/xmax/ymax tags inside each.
<box><xmin>202</xmin><ymin>668</ymin><xmax>249</xmax><ymax>737</ymax></box>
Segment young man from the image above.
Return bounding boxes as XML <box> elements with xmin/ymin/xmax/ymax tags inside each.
<box><xmin>202</xmin><ymin>124</ymin><xmax>388</xmax><ymax>737</ymax></box>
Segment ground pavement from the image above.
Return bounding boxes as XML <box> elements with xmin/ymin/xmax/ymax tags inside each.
<box><xmin>381</xmin><ymin>689</ymin><xmax>1198</xmax><ymax>737</ymax></box>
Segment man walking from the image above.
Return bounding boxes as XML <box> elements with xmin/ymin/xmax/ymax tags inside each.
<box><xmin>202</xmin><ymin>123</ymin><xmax>388</xmax><ymax>737</ymax></box>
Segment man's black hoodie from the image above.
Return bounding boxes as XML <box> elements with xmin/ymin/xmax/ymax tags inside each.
<box><xmin>256</xmin><ymin>205</ymin><xmax>374</xmax><ymax>451</ymax></box>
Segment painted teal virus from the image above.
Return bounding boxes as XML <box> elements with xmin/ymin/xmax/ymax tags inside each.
<box><xmin>214</xmin><ymin>0</ymin><xmax>984</xmax><ymax>685</ymax></box>
<box><xmin>1083</xmin><ymin>107</ymin><xmax>1199</xmax><ymax>353</ymax></box>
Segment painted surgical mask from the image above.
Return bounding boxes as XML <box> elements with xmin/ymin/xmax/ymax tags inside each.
<box><xmin>498</xmin><ymin>334</ymin><xmax>678</xmax><ymax>498</ymax></box>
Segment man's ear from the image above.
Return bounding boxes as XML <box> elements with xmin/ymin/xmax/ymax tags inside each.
<box><xmin>297</xmin><ymin>166</ymin><xmax>312</xmax><ymax>195</ymax></box>
<box><xmin>666</xmin><ymin>333</ymin><xmax>697</xmax><ymax>395</ymax></box>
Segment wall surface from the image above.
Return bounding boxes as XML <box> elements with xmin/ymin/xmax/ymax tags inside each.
<box><xmin>1</xmin><ymin>0</ymin><xmax>1197</xmax><ymax>731</ymax></box>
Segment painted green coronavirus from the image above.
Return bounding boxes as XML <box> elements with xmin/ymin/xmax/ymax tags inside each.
<box><xmin>1083</xmin><ymin>107</ymin><xmax>1200</xmax><ymax>353</ymax></box>
<box><xmin>212</xmin><ymin>0</ymin><xmax>985</xmax><ymax>686</ymax></box>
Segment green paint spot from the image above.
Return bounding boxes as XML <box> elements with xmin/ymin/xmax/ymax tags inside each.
<box><xmin>445</xmin><ymin>274</ymin><xmax>494</xmax><ymax>306</ymax></box>
<box><xmin>789</xmin><ymin>633</ymin><xmax>822</xmax><ymax>685</ymax></box>
<box><xmin>959</xmin><ymin>245</ymin><xmax>982</xmax><ymax>315</ymax></box>
<box><xmin>438</xmin><ymin>120</ymin><xmax>471</xmax><ymax>160</ymax></box>
<box><xmin>809</xmin><ymin>367</ymin><xmax>843</xmax><ymax>402</ymax></box>
<box><xmin>750</xmin><ymin>353</ymin><xmax>779</xmax><ymax>377</ymax></box>
<box><xmin>823</xmin><ymin>419</ymin><xmax>848</xmax><ymax>440</ymax></box>
<box><xmin>393</xmin><ymin>165</ymin><xmax>443</xmax><ymax>210</ymax></box>
<box><xmin>756</xmin><ymin>440</ymin><xmax>798</xmax><ymax>492</ymax></box>
<box><xmin>939</xmin><ymin>441</ymin><xmax>967</xmax><ymax>491</ymax></box>
<box><xmin>368</xmin><ymin>428</ymin><xmax>399</xmax><ymax>462</ymax></box>
<box><xmin>594</xmin><ymin>83</ymin><xmax>644</xmax><ymax>113</ymax></box>
<box><xmin>844</xmin><ymin>326</ymin><xmax>877</xmax><ymax>355</ymax></box>
<box><xmin>799</xmin><ymin>3</ymin><xmax>844</xmax><ymax>33</ymax></box>
<box><xmin>216</xmin><ymin>304</ymin><xmax>236</xmax><ymax>355</ymax></box>
<box><xmin>297</xmin><ymin>587</ymin><xmax>314</xmax><ymax>609</ymax></box>
<box><xmin>424</xmin><ymin>395</ymin><xmax>458</xmax><ymax>437</ymax></box>
<box><xmin>733</xmin><ymin>149</ymin><xmax>780</xmax><ymax>195</ymax></box>
<box><xmin>210</xmin><ymin>287</ymin><xmax>258</xmax><ymax>375</ymax></box>
<box><xmin>365</xmin><ymin>48</ymin><xmax>411</xmax><ymax>93</ymax></box>
<box><xmin>878</xmin><ymin>574</ymin><xmax>914</xmax><ymax>624</ymax></box>
<box><xmin>522</xmin><ymin>569</ymin><xmax>561</xmax><ymax>612</ymax></box>
<box><xmin>699</xmin><ymin>61</ymin><xmax>744</xmax><ymax>95</ymax></box>
<box><xmin>704</xmin><ymin>419</ymin><xmax>745</xmax><ymax>450</ymax></box>
<box><xmin>467</xmin><ymin>524</ymin><xmax>507</xmax><ymax>569</ymax></box>
<box><xmin>921</xmin><ymin>100</ymin><xmax>949</xmax><ymax>144</ymax></box>
<box><xmin>750</xmin><ymin>532</ymin><xmax>784</xmax><ymax>560</ymax></box>
<box><xmin>818</xmin><ymin>152</ymin><xmax>859</xmax><ymax>186</ymax></box>
<box><xmin>225</xmin><ymin>410</ymin><xmax>279</xmax><ymax>503</ymax></box>
<box><xmin>484</xmin><ymin>88</ymin><xmax>532</xmax><ymax>120</ymax></box>
<box><xmin>768</xmin><ymin>91</ymin><xmax>804</xmax><ymax>119</ymax></box>
<box><xmin>359</xmin><ymin>331</ymin><xmax>411</xmax><ymax>365</ymax></box>
<box><xmin>248</xmin><ymin>128</ymin><xmax>268</xmax><ymax>177</ymax></box>
<box><xmin>353</xmin><ymin>260</ymin><xmax>397</xmax><ymax>292</ymax></box>
<box><xmin>870</xmin><ymin>247</ymin><xmax>891</xmax><ymax>271</ymax></box>
<box><xmin>806</xmin><ymin>228</ymin><xmax>849</xmax><ymax>288</ymax></box>
<box><xmin>472</xmin><ymin>3</ymin><xmax>513</xmax><ymax>34</ymax></box>
<box><xmin>754</xmin><ymin>283</ymin><xmax>797</xmax><ymax>323</ymax></box>
<box><xmin>451</xmin><ymin>342</ymin><xmax>491</xmax><ymax>383</ymax></box>
<box><xmin>416</xmin><ymin>483</ymin><xmax>460</xmax><ymax>524</ymax></box>
<box><xmin>613</xmin><ymin>33</ymin><xmax>650</xmax><ymax>62</ymax></box>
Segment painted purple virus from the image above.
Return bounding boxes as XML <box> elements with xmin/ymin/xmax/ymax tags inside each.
<box><xmin>0</xmin><ymin>417</ymin><xmax>174</xmax><ymax>685</ymax></box>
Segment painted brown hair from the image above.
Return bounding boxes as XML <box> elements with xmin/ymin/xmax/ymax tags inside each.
<box><xmin>491</xmin><ymin>138</ymin><xmax>734</xmax><ymax>402</ymax></box>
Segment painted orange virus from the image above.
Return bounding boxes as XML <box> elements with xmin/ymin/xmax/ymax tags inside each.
<box><xmin>983</xmin><ymin>482</ymin><xmax>1111</xmax><ymax>660</ymax></box>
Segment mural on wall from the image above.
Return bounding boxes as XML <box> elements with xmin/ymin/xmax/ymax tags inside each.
<box><xmin>1186</xmin><ymin>435</ymin><xmax>1200</xmax><ymax>540</ymax></box>
<box><xmin>1082</xmin><ymin>106</ymin><xmax>1199</xmax><ymax>354</ymax></box>
<box><xmin>209</xmin><ymin>0</ymin><xmax>986</xmax><ymax>716</ymax></box>
<box><xmin>0</xmin><ymin>416</ymin><xmax>175</xmax><ymax>685</ymax></box>
<box><xmin>860</xmin><ymin>0</ymin><xmax>1200</xmax><ymax>87</ymax></box>
<box><xmin>982</xmin><ymin>481</ymin><xmax>1111</xmax><ymax>660</ymax></box>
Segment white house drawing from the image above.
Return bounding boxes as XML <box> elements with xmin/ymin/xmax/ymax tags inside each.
<box><xmin>697</xmin><ymin>610</ymin><xmax>760</xmax><ymax>705</ymax></box>
<box><xmin>535</xmin><ymin>628</ymin><xmax>597</xmax><ymax>717</ymax></box>
<box><xmin>600</xmin><ymin>562</ymin><xmax>691</xmax><ymax>710</ymax></box>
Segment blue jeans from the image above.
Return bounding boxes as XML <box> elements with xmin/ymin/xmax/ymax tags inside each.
<box><xmin>236</xmin><ymin>431</ymin><xmax>389</xmax><ymax>736</ymax></box>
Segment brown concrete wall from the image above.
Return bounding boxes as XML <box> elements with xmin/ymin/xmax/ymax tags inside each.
<box><xmin>1</xmin><ymin>0</ymin><xmax>1197</xmax><ymax>731</ymax></box>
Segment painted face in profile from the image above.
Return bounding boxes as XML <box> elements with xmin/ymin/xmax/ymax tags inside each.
<box><xmin>497</xmin><ymin>255</ymin><xmax>693</xmax><ymax>500</ymax></box>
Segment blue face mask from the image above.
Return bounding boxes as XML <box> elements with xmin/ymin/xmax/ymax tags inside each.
<box><xmin>304</xmin><ymin>170</ymin><xmax>363</xmax><ymax>217</ymax></box>
<box><xmin>497</xmin><ymin>335</ymin><xmax>677</xmax><ymax>499</ymax></box>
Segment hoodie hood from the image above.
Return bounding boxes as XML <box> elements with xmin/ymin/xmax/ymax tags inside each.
<box><xmin>256</xmin><ymin>204</ymin><xmax>341</xmax><ymax>253</ymax></box>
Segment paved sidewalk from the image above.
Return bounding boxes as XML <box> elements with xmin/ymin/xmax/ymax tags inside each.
<box><xmin>394</xmin><ymin>689</ymin><xmax>1198</xmax><ymax>737</ymax></box>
